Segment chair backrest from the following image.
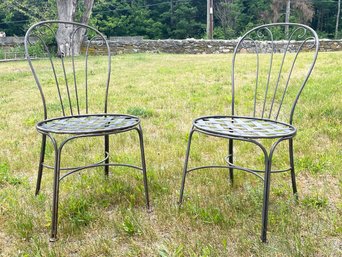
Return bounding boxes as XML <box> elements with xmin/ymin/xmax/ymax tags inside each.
<box><xmin>232</xmin><ymin>23</ymin><xmax>319</xmax><ymax>124</ymax></box>
<box><xmin>25</xmin><ymin>20</ymin><xmax>111</xmax><ymax>120</ymax></box>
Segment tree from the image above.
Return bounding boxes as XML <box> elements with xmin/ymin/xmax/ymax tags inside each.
<box><xmin>271</xmin><ymin>0</ymin><xmax>314</xmax><ymax>23</ymax></box>
<box><xmin>215</xmin><ymin>0</ymin><xmax>231</xmax><ymax>39</ymax></box>
<box><xmin>0</xmin><ymin>0</ymin><xmax>341</xmax><ymax>40</ymax></box>
<box><xmin>146</xmin><ymin>0</ymin><xmax>174</xmax><ymax>38</ymax></box>
<box><xmin>170</xmin><ymin>0</ymin><xmax>204</xmax><ymax>38</ymax></box>
<box><xmin>0</xmin><ymin>0</ymin><xmax>55</xmax><ymax>21</ymax></box>
<box><xmin>0</xmin><ymin>7</ymin><xmax>29</xmax><ymax>36</ymax></box>
<box><xmin>215</xmin><ymin>0</ymin><xmax>242</xmax><ymax>39</ymax></box>
<box><xmin>92</xmin><ymin>0</ymin><xmax>163</xmax><ymax>39</ymax></box>
<box><xmin>0</xmin><ymin>0</ymin><xmax>56</xmax><ymax>35</ymax></box>
<box><xmin>285</xmin><ymin>0</ymin><xmax>291</xmax><ymax>37</ymax></box>
<box><xmin>0</xmin><ymin>0</ymin><xmax>94</xmax><ymax>55</ymax></box>
<box><xmin>56</xmin><ymin>0</ymin><xmax>94</xmax><ymax>55</ymax></box>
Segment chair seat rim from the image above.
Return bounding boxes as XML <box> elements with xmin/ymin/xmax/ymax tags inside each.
<box><xmin>36</xmin><ymin>113</ymin><xmax>140</xmax><ymax>135</ymax></box>
<box><xmin>193</xmin><ymin>115</ymin><xmax>297</xmax><ymax>139</ymax></box>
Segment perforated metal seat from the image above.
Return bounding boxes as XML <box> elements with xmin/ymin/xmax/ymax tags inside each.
<box><xmin>37</xmin><ymin>114</ymin><xmax>139</xmax><ymax>134</ymax></box>
<box><xmin>194</xmin><ymin>116</ymin><xmax>296</xmax><ymax>139</ymax></box>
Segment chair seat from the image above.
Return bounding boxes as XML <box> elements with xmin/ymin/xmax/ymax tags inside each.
<box><xmin>193</xmin><ymin>116</ymin><xmax>296</xmax><ymax>139</ymax></box>
<box><xmin>36</xmin><ymin>114</ymin><xmax>139</xmax><ymax>134</ymax></box>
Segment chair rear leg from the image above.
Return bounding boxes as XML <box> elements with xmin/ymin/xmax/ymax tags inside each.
<box><xmin>289</xmin><ymin>139</ymin><xmax>298</xmax><ymax>199</ymax></box>
<box><xmin>136</xmin><ymin>126</ymin><xmax>150</xmax><ymax>210</ymax></box>
<box><xmin>104</xmin><ymin>135</ymin><xmax>109</xmax><ymax>177</ymax></box>
<box><xmin>179</xmin><ymin>128</ymin><xmax>195</xmax><ymax>205</ymax></box>
<box><xmin>228</xmin><ymin>139</ymin><xmax>234</xmax><ymax>184</ymax></box>
<box><xmin>36</xmin><ymin>134</ymin><xmax>47</xmax><ymax>196</ymax></box>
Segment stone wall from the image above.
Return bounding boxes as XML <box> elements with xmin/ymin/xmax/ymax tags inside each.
<box><xmin>1</xmin><ymin>36</ymin><xmax>341</xmax><ymax>58</ymax></box>
<box><xmin>0</xmin><ymin>36</ymin><xmax>25</xmax><ymax>48</ymax></box>
<box><xmin>109</xmin><ymin>39</ymin><xmax>235</xmax><ymax>54</ymax></box>
<box><xmin>108</xmin><ymin>38</ymin><xmax>342</xmax><ymax>54</ymax></box>
<box><xmin>319</xmin><ymin>39</ymin><xmax>342</xmax><ymax>51</ymax></box>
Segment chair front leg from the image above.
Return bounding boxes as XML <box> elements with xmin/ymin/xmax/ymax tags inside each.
<box><xmin>178</xmin><ymin>127</ymin><xmax>195</xmax><ymax>205</ymax></box>
<box><xmin>136</xmin><ymin>125</ymin><xmax>150</xmax><ymax>210</ymax></box>
<box><xmin>48</xmin><ymin>136</ymin><xmax>61</xmax><ymax>242</ymax></box>
<box><xmin>261</xmin><ymin>154</ymin><xmax>271</xmax><ymax>243</ymax></box>
<box><xmin>260</xmin><ymin>138</ymin><xmax>285</xmax><ymax>242</ymax></box>
<box><xmin>104</xmin><ymin>135</ymin><xmax>109</xmax><ymax>177</ymax></box>
<box><xmin>36</xmin><ymin>134</ymin><xmax>47</xmax><ymax>195</ymax></box>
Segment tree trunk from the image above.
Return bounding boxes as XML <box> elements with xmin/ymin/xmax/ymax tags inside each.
<box><xmin>285</xmin><ymin>0</ymin><xmax>291</xmax><ymax>38</ymax></box>
<box><xmin>215</xmin><ymin>0</ymin><xmax>232</xmax><ymax>39</ymax></box>
<box><xmin>336</xmin><ymin>0</ymin><xmax>341</xmax><ymax>39</ymax></box>
<box><xmin>207</xmin><ymin>0</ymin><xmax>213</xmax><ymax>39</ymax></box>
<box><xmin>56</xmin><ymin>0</ymin><xmax>94</xmax><ymax>56</ymax></box>
<box><xmin>170</xmin><ymin>0</ymin><xmax>174</xmax><ymax>27</ymax></box>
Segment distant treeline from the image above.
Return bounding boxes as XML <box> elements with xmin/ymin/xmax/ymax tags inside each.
<box><xmin>0</xmin><ymin>0</ymin><xmax>340</xmax><ymax>39</ymax></box>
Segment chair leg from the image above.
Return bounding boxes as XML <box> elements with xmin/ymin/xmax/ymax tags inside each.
<box><xmin>136</xmin><ymin>125</ymin><xmax>150</xmax><ymax>210</ymax></box>
<box><xmin>36</xmin><ymin>134</ymin><xmax>47</xmax><ymax>195</ymax></box>
<box><xmin>261</xmin><ymin>155</ymin><xmax>272</xmax><ymax>243</ymax></box>
<box><xmin>228</xmin><ymin>139</ymin><xmax>234</xmax><ymax>184</ymax></box>
<box><xmin>50</xmin><ymin>145</ymin><xmax>61</xmax><ymax>242</ymax></box>
<box><xmin>289</xmin><ymin>139</ymin><xmax>298</xmax><ymax>199</ymax></box>
<box><xmin>104</xmin><ymin>135</ymin><xmax>109</xmax><ymax>177</ymax></box>
<box><xmin>179</xmin><ymin>128</ymin><xmax>195</xmax><ymax>205</ymax></box>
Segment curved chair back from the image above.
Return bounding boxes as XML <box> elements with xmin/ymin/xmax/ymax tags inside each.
<box><xmin>25</xmin><ymin>20</ymin><xmax>111</xmax><ymax>120</ymax></box>
<box><xmin>232</xmin><ymin>23</ymin><xmax>319</xmax><ymax>124</ymax></box>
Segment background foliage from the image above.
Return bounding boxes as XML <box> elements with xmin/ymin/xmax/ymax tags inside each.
<box><xmin>0</xmin><ymin>0</ymin><xmax>341</xmax><ymax>39</ymax></box>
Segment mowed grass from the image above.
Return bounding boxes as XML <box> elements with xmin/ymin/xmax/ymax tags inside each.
<box><xmin>0</xmin><ymin>52</ymin><xmax>341</xmax><ymax>256</ymax></box>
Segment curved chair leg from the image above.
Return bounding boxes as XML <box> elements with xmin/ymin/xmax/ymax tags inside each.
<box><xmin>104</xmin><ymin>135</ymin><xmax>109</xmax><ymax>177</ymax></box>
<box><xmin>36</xmin><ymin>134</ymin><xmax>47</xmax><ymax>195</ymax></box>
<box><xmin>228</xmin><ymin>139</ymin><xmax>234</xmax><ymax>184</ymax></box>
<box><xmin>136</xmin><ymin>125</ymin><xmax>150</xmax><ymax>210</ymax></box>
<box><xmin>50</xmin><ymin>139</ymin><xmax>61</xmax><ymax>242</ymax></box>
<box><xmin>260</xmin><ymin>138</ymin><xmax>284</xmax><ymax>243</ymax></box>
<box><xmin>261</xmin><ymin>153</ymin><xmax>271</xmax><ymax>243</ymax></box>
<box><xmin>289</xmin><ymin>139</ymin><xmax>298</xmax><ymax>200</ymax></box>
<box><xmin>179</xmin><ymin>128</ymin><xmax>195</xmax><ymax>205</ymax></box>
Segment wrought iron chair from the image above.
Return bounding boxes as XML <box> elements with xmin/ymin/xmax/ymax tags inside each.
<box><xmin>179</xmin><ymin>23</ymin><xmax>319</xmax><ymax>242</ymax></box>
<box><xmin>24</xmin><ymin>20</ymin><xmax>150</xmax><ymax>241</ymax></box>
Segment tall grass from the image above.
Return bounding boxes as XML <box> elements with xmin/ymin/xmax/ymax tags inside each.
<box><xmin>0</xmin><ymin>53</ymin><xmax>341</xmax><ymax>256</ymax></box>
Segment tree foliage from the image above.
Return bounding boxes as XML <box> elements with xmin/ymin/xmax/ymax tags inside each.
<box><xmin>0</xmin><ymin>0</ymin><xmax>341</xmax><ymax>39</ymax></box>
<box><xmin>271</xmin><ymin>0</ymin><xmax>314</xmax><ymax>23</ymax></box>
<box><xmin>92</xmin><ymin>0</ymin><xmax>164</xmax><ymax>39</ymax></box>
<box><xmin>0</xmin><ymin>0</ymin><xmax>56</xmax><ymax>35</ymax></box>
<box><xmin>215</xmin><ymin>0</ymin><xmax>244</xmax><ymax>39</ymax></box>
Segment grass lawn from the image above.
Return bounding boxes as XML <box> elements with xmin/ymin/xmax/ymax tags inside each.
<box><xmin>0</xmin><ymin>52</ymin><xmax>341</xmax><ymax>256</ymax></box>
